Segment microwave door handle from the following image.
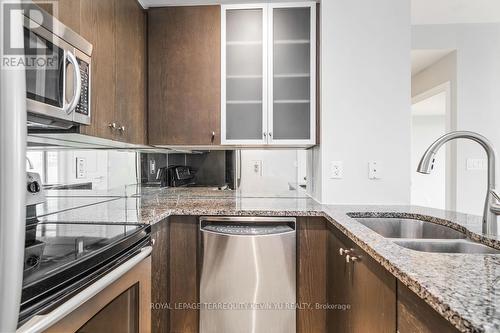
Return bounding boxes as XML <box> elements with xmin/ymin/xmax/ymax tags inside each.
<box><xmin>63</xmin><ymin>50</ymin><xmax>81</xmax><ymax>115</ymax></box>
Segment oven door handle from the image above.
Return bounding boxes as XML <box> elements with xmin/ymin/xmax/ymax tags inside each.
<box><xmin>63</xmin><ymin>50</ymin><xmax>81</xmax><ymax>115</ymax></box>
<box><xmin>16</xmin><ymin>246</ymin><xmax>152</xmax><ymax>333</ymax></box>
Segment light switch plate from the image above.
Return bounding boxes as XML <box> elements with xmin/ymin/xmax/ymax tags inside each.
<box><xmin>466</xmin><ymin>158</ymin><xmax>487</xmax><ymax>171</ymax></box>
<box><xmin>368</xmin><ymin>161</ymin><xmax>380</xmax><ymax>179</ymax></box>
<box><xmin>76</xmin><ymin>157</ymin><xmax>86</xmax><ymax>179</ymax></box>
<box><xmin>330</xmin><ymin>161</ymin><xmax>343</xmax><ymax>179</ymax></box>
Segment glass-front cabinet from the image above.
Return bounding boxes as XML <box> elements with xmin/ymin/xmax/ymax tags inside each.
<box><xmin>221</xmin><ymin>3</ymin><xmax>316</xmax><ymax>146</ymax></box>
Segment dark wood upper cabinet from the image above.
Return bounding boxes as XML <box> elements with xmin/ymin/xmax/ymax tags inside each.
<box><xmin>79</xmin><ymin>0</ymin><xmax>117</xmax><ymax>141</ymax></box>
<box><xmin>148</xmin><ymin>6</ymin><xmax>221</xmax><ymax>146</ymax></box>
<box><xmin>115</xmin><ymin>0</ymin><xmax>147</xmax><ymax>144</ymax></box>
<box><xmin>35</xmin><ymin>0</ymin><xmax>147</xmax><ymax>144</ymax></box>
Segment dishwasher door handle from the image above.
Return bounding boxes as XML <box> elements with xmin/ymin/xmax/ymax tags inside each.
<box><xmin>200</xmin><ymin>217</ymin><xmax>296</xmax><ymax>236</ymax></box>
<box><xmin>17</xmin><ymin>246</ymin><xmax>152</xmax><ymax>333</ymax></box>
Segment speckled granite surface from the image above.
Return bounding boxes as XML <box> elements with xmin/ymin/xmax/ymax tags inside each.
<box><xmin>38</xmin><ymin>187</ymin><xmax>500</xmax><ymax>333</ymax></box>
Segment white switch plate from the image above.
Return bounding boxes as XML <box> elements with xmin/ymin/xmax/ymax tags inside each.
<box><xmin>76</xmin><ymin>157</ymin><xmax>86</xmax><ymax>179</ymax></box>
<box><xmin>466</xmin><ymin>158</ymin><xmax>487</xmax><ymax>171</ymax></box>
<box><xmin>252</xmin><ymin>160</ymin><xmax>263</xmax><ymax>176</ymax></box>
<box><xmin>330</xmin><ymin>161</ymin><xmax>343</xmax><ymax>179</ymax></box>
<box><xmin>368</xmin><ymin>161</ymin><xmax>380</xmax><ymax>179</ymax></box>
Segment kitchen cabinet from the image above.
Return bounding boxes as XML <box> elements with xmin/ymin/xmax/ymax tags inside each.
<box><xmin>397</xmin><ymin>282</ymin><xmax>459</xmax><ymax>333</ymax></box>
<box><xmin>33</xmin><ymin>0</ymin><xmax>147</xmax><ymax>144</ymax></box>
<box><xmin>327</xmin><ymin>225</ymin><xmax>397</xmax><ymax>333</ymax></box>
<box><xmin>151</xmin><ymin>216</ymin><xmax>200</xmax><ymax>333</ymax></box>
<box><xmin>33</xmin><ymin>0</ymin><xmax>81</xmax><ymax>33</ymax></box>
<box><xmin>297</xmin><ymin>217</ymin><xmax>328</xmax><ymax>333</ymax></box>
<box><xmin>221</xmin><ymin>3</ymin><xmax>316</xmax><ymax>146</ymax></box>
<box><xmin>148</xmin><ymin>6</ymin><xmax>221</xmax><ymax>146</ymax></box>
<box><xmin>78</xmin><ymin>0</ymin><xmax>147</xmax><ymax>144</ymax></box>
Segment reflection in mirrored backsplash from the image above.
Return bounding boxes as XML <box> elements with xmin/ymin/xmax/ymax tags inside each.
<box><xmin>26</xmin><ymin>150</ymin><xmax>139</xmax><ymax>191</ymax></box>
<box><xmin>141</xmin><ymin>150</ymin><xmax>307</xmax><ymax>194</ymax></box>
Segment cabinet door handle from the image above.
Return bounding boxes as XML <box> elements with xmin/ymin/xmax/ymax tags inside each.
<box><xmin>346</xmin><ymin>254</ymin><xmax>359</xmax><ymax>263</ymax></box>
<box><xmin>118</xmin><ymin>125</ymin><xmax>125</xmax><ymax>132</ymax></box>
<box><xmin>263</xmin><ymin>132</ymin><xmax>267</xmax><ymax>138</ymax></box>
<box><xmin>339</xmin><ymin>248</ymin><xmax>350</xmax><ymax>256</ymax></box>
<box><xmin>108</xmin><ymin>122</ymin><xmax>117</xmax><ymax>130</ymax></box>
<box><xmin>211</xmin><ymin>131</ymin><xmax>215</xmax><ymax>143</ymax></box>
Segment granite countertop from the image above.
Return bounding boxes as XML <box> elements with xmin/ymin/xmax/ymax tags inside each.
<box><xmin>37</xmin><ymin>186</ymin><xmax>500</xmax><ymax>333</ymax></box>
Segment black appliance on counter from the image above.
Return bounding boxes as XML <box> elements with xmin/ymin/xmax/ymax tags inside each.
<box><xmin>156</xmin><ymin>165</ymin><xmax>196</xmax><ymax>187</ymax></box>
<box><xmin>19</xmin><ymin>172</ymin><xmax>151</xmax><ymax>326</ymax></box>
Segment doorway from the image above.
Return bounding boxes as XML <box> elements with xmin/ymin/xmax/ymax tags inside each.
<box><xmin>410</xmin><ymin>87</ymin><xmax>449</xmax><ymax>209</ymax></box>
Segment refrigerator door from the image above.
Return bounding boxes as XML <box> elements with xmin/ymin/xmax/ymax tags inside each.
<box><xmin>0</xmin><ymin>0</ymin><xmax>27</xmax><ymax>331</ymax></box>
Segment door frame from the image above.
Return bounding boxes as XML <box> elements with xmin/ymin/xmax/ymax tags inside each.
<box><xmin>411</xmin><ymin>81</ymin><xmax>456</xmax><ymax>211</ymax></box>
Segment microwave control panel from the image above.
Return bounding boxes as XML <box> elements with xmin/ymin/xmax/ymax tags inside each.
<box><xmin>75</xmin><ymin>59</ymin><xmax>90</xmax><ymax>116</ymax></box>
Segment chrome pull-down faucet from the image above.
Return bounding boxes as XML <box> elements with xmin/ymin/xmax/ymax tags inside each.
<box><xmin>417</xmin><ymin>131</ymin><xmax>499</xmax><ymax>236</ymax></box>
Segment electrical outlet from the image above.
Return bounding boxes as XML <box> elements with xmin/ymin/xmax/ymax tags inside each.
<box><xmin>76</xmin><ymin>157</ymin><xmax>86</xmax><ymax>179</ymax></box>
<box><xmin>368</xmin><ymin>161</ymin><xmax>380</xmax><ymax>179</ymax></box>
<box><xmin>330</xmin><ymin>161</ymin><xmax>343</xmax><ymax>179</ymax></box>
<box><xmin>252</xmin><ymin>160</ymin><xmax>263</xmax><ymax>176</ymax></box>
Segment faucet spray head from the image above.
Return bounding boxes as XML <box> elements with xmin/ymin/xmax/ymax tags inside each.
<box><xmin>417</xmin><ymin>151</ymin><xmax>436</xmax><ymax>174</ymax></box>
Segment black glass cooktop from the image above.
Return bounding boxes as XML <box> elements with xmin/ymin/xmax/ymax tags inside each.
<box><xmin>19</xmin><ymin>221</ymin><xmax>150</xmax><ymax>324</ymax></box>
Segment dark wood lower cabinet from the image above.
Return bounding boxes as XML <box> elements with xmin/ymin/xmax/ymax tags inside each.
<box><xmin>151</xmin><ymin>216</ymin><xmax>458</xmax><ymax>333</ymax></box>
<box><xmin>297</xmin><ymin>217</ymin><xmax>328</xmax><ymax>333</ymax></box>
<box><xmin>397</xmin><ymin>282</ymin><xmax>459</xmax><ymax>333</ymax></box>
<box><xmin>327</xmin><ymin>225</ymin><xmax>396</xmax><ymax>333</ymax></box>
<box><xmin>151</xmin><ymin>216</ymin><xmax>199</xmax><ymax>333</ymax></box>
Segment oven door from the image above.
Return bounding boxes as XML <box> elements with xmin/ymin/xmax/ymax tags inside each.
<box><xmin>24</xmin><ymin>17</ymin><xmax>81</xmax><ymax>129</ymax></box>
<box><xmin>17</xmin><ymin>247</ymin><xmax>151</xmax><ymax>333</ymax></box>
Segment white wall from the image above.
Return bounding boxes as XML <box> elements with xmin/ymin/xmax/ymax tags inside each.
<box><xmin>309</xmin><ymin>0</ymin><xmax>412</xmax><ymax>204</ymax></box>
<box><xmin>413</xmin><ymin>23</ymin><xmax>500</xmax><ymax>215</ymax></box>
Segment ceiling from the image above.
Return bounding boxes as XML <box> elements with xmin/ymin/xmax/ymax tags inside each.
<box><xmin>411</xmin><ymin>49</ymin><xmax>454</xmax><ymax>76</ymax></box>
<box><xmin>412</xmin><ymin>0</ymin><xmax>500</xmax><ymax>25</ymax></box>
<box><xmin>412</xmin><ymin>91</ymin><xmax>446</xmax><ymax>116</ymax></box>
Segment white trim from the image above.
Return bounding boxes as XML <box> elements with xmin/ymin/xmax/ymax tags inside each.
<box><xmin>221</xmin><ymin>2</ymin><xmax>317</xmax><ymax>146</ymax></box>
<box><xmin>268</xmin><ymin>2</ymin><xmax>316</xmax><ymax>145</ymax></box>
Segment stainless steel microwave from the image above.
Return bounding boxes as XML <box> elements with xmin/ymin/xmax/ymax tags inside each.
<box><xmin>23</xmin><ymin>4</ymin><xmax>92</xmax><ymax>129</ymax></box>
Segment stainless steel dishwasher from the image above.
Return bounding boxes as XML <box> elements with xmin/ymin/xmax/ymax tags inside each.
<box><xmin>199</xmin><ymin>216</ymin><xmax>296</xmax><ymax>333</ymax></box>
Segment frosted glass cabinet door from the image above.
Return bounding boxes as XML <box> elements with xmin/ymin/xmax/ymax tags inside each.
<box><xmin>222</xmin><ymin>7</ymin><xmax>267</xmax><ymax>143</ymax></box>
<box><xmin>270</xmin><ymin>5</ymin><xmax>316</xmax><ymax>144</ymax></box>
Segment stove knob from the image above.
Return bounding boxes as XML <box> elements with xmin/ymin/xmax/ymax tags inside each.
<box><xmin>27</xmin><ymin>181</ymin><xmax>41</xmax><ymax>193</ymax></box>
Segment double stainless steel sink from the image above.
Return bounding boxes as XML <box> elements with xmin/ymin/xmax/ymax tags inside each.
<box><xmin>354</xmin><ymin>217</ymin><xmax>500</xmax><ymax>254</ymax></box>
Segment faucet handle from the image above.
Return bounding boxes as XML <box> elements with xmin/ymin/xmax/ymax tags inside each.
<box><xmin>490</xmin><ymin>189</ymin><xmax>500</xmax><ymax>202</ymax></box>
